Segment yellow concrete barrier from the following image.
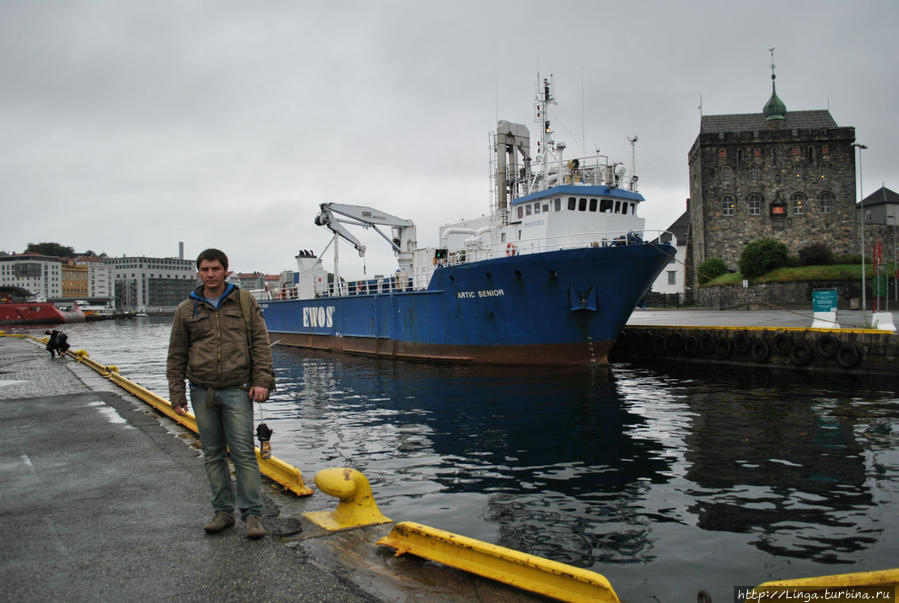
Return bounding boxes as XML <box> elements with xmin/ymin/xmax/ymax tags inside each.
<box><xmin>303</xmin><ymin>467</ymin><xmax>390</xmax><ymax>530</ymax></box>
<box><xmin>377</xmin><ymin>521</ymin><xmax>620</xmax><ymax>603</ymax></box>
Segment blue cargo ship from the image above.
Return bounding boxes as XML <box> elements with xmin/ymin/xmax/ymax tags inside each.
<box><xmin>261</xmin><ymin>77</ymin><xmax>674</xmax><ymax>365</ymax></box>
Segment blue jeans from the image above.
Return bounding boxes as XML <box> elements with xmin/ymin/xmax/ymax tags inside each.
<box><xmin>189</xmin><ymin>385</ymin><xmax>263</xmax><ymax>520</ymax></box>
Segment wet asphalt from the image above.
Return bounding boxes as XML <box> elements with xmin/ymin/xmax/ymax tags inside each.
<box><xmin>0</xmin><ymin>336</ymin><xmax>376</xmax><ymax>602</ymax></box>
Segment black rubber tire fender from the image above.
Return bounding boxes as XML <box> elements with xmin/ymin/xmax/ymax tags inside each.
<box><xmin>714</xmin><ymin>337</ymin><xmax>733</xmax><ymax>359</ymax></box>
<box><xmin>836</xmin><ymin>343</ymin><xmax>861</xmax><ymax>369</ymax></box>
<box><xmin>666</xmin><ymin>332</ymin><xmax>685</xmax><ymax>354</ymax></box>
<box><xmin>772</xmin><ymin>332</ymin><xmax>792</xmax><ymax>356</ymax></box>
<box><xmin>652</xmin><ymin>334</ymin><xmax>667</xmax><ymax>356</ymax></box>
<box><xmin>639</xmin><ymin>330</ymin><xmax>655</xmax><ymax>353</ymax></box>
<box><xmin>699</xmin><ymin>332</ymin><xmax>717</xmax><ymax>355</ymax></box>
<box><xmin>816</xmin><ymin>334</ymin><xmax>840</xmax><ymax>359</ymax></box>
<box><xmin>733</xmin><ymin>332</ymin><xmax>752</xmax><ymax>355</ymax></box>
<box><xmin>750</xmin><ymin>337</ymin><xmax>771</xmax><ymax>363</ymax></box>
<box><xmin>789</xmin><ymin>339</ymin><xmax>814</xmax><ymax>366</ymax></box>
<box><xmin>683</xmin><ymin>335</ymin><xmax>700</xmax><ymax>357</ymax></box>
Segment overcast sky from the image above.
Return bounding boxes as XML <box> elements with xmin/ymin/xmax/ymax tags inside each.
<box><xmin>2</xmin><ymin>1</ymin><xmax>896</xmax><ymax>275</ymax></box>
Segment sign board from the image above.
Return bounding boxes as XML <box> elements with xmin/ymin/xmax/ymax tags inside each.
<box><xmin>812</xmin><ymin>288</ymin><xmax>838</xmax><ymax>312</ymax></box>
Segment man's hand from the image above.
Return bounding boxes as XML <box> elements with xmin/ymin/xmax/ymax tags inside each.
<box><xmin>248</xmin><ymin>386</ymin><xmax>269</xmax><ymax>403</ymax></box>
<box><xmin>173</xmin><ymin>403</ymin><xmax>189</xmax><ymax>416</ymax></box>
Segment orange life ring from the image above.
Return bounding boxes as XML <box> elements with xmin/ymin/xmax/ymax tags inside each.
<box><xmin>506</xmin><ymin>242</ymin><xmax>517</xmax><ymax>256</ymax></box>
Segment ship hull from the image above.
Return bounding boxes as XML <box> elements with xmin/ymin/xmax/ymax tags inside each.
<box><xmin>261</xmin><ymin>244</ymin><xmax>671</xmax><ymax>366</ymax></box>
<box><xmin>0</xmin><ymin>302</ymin><xmax>66</xmax><ymax>325</ymax></box>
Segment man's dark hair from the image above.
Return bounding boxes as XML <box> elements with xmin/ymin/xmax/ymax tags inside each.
<box><xmin>196</xmin><ymin>248</ymin><xmax>229</xmax><ymax>270</ymax></box>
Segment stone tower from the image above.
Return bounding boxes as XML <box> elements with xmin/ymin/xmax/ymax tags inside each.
<box><xmin>686</xmin><ymin>57</ymin><xmax>857</xmax><ymax>295</ymax></box>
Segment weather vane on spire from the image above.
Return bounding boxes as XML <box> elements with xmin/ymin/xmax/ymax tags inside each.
<box><xmin>769</xmin><ymin>47</ymin><xmax>776</xmax><ymax>81</ymax></box>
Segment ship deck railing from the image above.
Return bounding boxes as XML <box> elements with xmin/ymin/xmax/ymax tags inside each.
<box><xmin>443</xmin><ymin>229</ymin><xmax>668</xmax><ymax>267</ymax></box>
<box><xmin>272</xmin><ymin>229</ymin><xmax>670</xmax><ymax>300</ymax></box>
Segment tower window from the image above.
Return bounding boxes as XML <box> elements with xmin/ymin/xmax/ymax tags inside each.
<box><xmin>792</xmin><ymin>192</ymin><xmax>806</xmax><ymax>215</ymax></box>
<box><xmin>748</xmin><ymin>193</ymin><xmax>762</xmax><ymax>216</ymax></box>
<box><xmin>818</xmin><ymin>192</ymin><xmax>834</xmax><ymax>214</ymax></box>
<box><xmin>723</xmin><ymin>195</ymin><xmax>735</xmax><ymax>216</ymax></box>
<box><xmin>721</xmin><ymin>165</ymin><xmax>733</xmax><ymax>185</ymax></box>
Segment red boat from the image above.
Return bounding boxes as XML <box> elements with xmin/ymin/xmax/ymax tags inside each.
<box><xmin>0</xmin><ymin>287</ymin><xmax>84</xmax><ymax>325</ymax></box>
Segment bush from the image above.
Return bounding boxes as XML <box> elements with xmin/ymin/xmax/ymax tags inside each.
<box><xmin>698</xmin><ymin>257</ymin><xmax>728</xmax><ymax>284</ymax></box>
<box><xmin>798</xmin><ymin>243</ymin><xmax>834</xmax><ymax>266</ymax></box>
<box><xmin>739</xmin><ymin>238</ymin><xmax>790</xmax><ymax>279</ymax></box>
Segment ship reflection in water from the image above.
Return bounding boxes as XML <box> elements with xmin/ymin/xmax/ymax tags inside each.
<box><xmin>32</xmin><ymin>319</ymin><xmax>899</xmax><ymax>601</ymax></box>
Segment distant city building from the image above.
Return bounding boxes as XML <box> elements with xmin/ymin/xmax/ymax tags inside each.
<box><xmin>61</xmin><ymin>261</ymin><xmax>89</xmax><ymax>299</ymax></box>
<box><xmin>0</xmin><ymin>254</ymin><xmax>62</xmax><ymax>300</ymax></box>
<box><xmin>233</xmin><ymin>272</ymin><xmax>265</xmax><ymax>292</ymax></box>
<box><xmin>686</xmin><ymin>65</ymin><xmax>857</xmax><ymax>296</ymax></box>
<box><xmin>76</xmin><ymin>256</ymin><xmax>114</xmax><ymax>301</ymax></box>
<box><xmin>107</xmin><ymin>255</ymin><xmax>197</xmax><ymax>313</ymax></box>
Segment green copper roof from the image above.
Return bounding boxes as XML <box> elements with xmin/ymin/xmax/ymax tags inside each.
<box><xmin>763</xmin><ymin>78</ymin><xmax>787</xmax><ymax>120</ymax></box>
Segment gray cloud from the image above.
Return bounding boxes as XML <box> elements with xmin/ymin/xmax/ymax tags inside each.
<box><xmin>2</xmin><ymin>0</ymin><xmax>896</xmax><ymax>275</ymax></box>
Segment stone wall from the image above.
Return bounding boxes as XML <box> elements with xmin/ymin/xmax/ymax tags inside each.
<box><xmin>696</xmin><ymin>280</ymin><xmax>867</xmax><ymax>310</ymax></box>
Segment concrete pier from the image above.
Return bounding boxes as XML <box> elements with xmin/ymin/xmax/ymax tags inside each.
<box><xmin>0</xmin><ymin>336</ymin><xmax>546</xmax><ymax>602</ymax></box>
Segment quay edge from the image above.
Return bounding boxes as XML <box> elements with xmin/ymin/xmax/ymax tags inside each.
<box><xmin>612</xmin><ymin>324</ymin><xmax>897</xmax><ymax>376</ymax></box>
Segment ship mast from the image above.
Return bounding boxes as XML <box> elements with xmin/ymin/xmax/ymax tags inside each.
<box><xmin>534</xmin><ymin>75</ymin><xmax>556</xmax><ymax>187</ymax></box>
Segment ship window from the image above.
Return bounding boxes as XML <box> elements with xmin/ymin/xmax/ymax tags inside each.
<box><xmin>568</xmin><ymin>197</ymin><xmax>576</xmax><ymax>210</ymax></box>
<box><xmin>600</xmin><ymin>199</ymin><xmax>612</xmax><ymax>213</ymax></box>
<box><xmin>542</xmin><ymin>203</ymin><xmax>549</xmax><ymax>212</ymax></box>
<box><xmin>578</xmin><ymin>198</ymin><xmax>587</xmax><ymax>211</ymax></box>
<box><xmin>589</xmin><ymin>198</ymin><xmax>597</xmax><ymax>212</ymax></box>
<box><xmin>614</xmin><ymin>201</ymin><xmax>621</xmax><ymax>214</ymax></box>
<box><xmin>534</xmin><ymin>203</ymin><xmax>540</xmax><ymax>214</ymax></box>
<box><xmin>517</xmin><ymin>207</ymin><xmax>523</xmax><ymax>219</ymax></box>
<box><xmin>526</xmin><ymin>205</ymin><xmax>532</xmax><ymax>216</ymax></box>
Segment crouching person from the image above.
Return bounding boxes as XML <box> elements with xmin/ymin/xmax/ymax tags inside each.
<box><xmin>166</xmin><ymin>248</ymin><xmax>275</xmax><ymax>539</ymax></box>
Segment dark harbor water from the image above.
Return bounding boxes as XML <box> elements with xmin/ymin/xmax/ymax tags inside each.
<box><xmin>19</xmin><ymin>318</ymin><xmax>899</xmax><ymax>602</ymax></box>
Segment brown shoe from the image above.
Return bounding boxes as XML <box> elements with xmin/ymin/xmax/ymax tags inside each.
<box><xmin>203</xmin><ymin>511</ymin><xmax>235</xmax><ymax>534</ymax></box>
<box><xmin>245</xmin><ymin>516</ymin><xmax>266</xmax><ymax>539</ymax></box>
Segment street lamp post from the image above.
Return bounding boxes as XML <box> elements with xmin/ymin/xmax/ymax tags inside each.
<box><xmin>853</xmin><ymin>143</ymin><xmax>867</xmax><ymax>313</ymax></box>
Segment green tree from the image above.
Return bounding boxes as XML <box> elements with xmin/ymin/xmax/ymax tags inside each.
<box><xmin>740</xmin><ymin>238</ymin><xmax>790</xmax><ymax>279</ymax></box>
<box><xmin>697</xmin><ymin>257</ymin><xmax>728</xmax><ymax>284</ymax></box>
<box><xmin>798</xmin><ymin>243</ymin><xmax>834</xmax><ymax>266</ymax></box>
<box><xmin>25</xmin><ymin>242</ymin><xmax>75</xmax><ymax>257</ymax></box>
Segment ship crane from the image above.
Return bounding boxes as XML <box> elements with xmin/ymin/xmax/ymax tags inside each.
<box><xmin>313</xmin><ymin>202</ymin><xmax>417</xmax><ymax>293</ymax></box>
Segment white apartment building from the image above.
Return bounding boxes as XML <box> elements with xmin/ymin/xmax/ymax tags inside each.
<box><xmin>0</xmin><ymin>254</ymin><xmax>62</xmax><ymax>300</ymax></box>
<box><xmin>107</xmin><ymin>256</ymin><xmax>197</xmax><ymax>313</ymax></box>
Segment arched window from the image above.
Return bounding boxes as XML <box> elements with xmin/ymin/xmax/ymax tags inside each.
<box><xmin>792</xmin><ymin>192</ymin><xmax>806</xmax><ymax>215</ymax></box>
<box><xmin>747</xmin><ymin>193</ymin><xmax>762</xmax><ymax>216</ymax></box>
<box><xmin>818</xmin><ymin>191</ymin><xmax>834</xmax><ymax>214</ymax></box>
<box><xmin>820</xmin><ymin>165</ymin><xmax>831</xmax><ymax>181</ymax></box>
<box><xmin>749</xmin><ymin>166</ymin><xmax>761</xmax><ymax>183</ymax></box>
<box><xmin>736</xmin><ymin>149</ymin><xmax>744</xmax><ymax>167</ymax></box>
<box><xmin>721</xmin><ymin>165</ymin><xmax>733</xmax><ymax>185</ymax></box>
<box><xmin>722</xmin><ymin>195</ymin><xmax>736</xmax><ymax>216</ymax></box>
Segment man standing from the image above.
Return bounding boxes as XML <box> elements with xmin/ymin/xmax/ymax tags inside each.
<box><xmin>167</xmin><ymin>248</ymin><xmax>274</xmax><ymax>539</ymax></box>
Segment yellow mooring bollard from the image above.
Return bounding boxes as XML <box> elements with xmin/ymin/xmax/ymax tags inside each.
<box><xmin>302</xmin><ymin>467</ymin><xmax>391</xmax><ymax>530</ymax></box>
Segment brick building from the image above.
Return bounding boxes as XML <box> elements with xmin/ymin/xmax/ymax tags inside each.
<box><xmin>686</xmin><ymin>71</ymin><xmax>857</xmax><ymax>295</ymax></box>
